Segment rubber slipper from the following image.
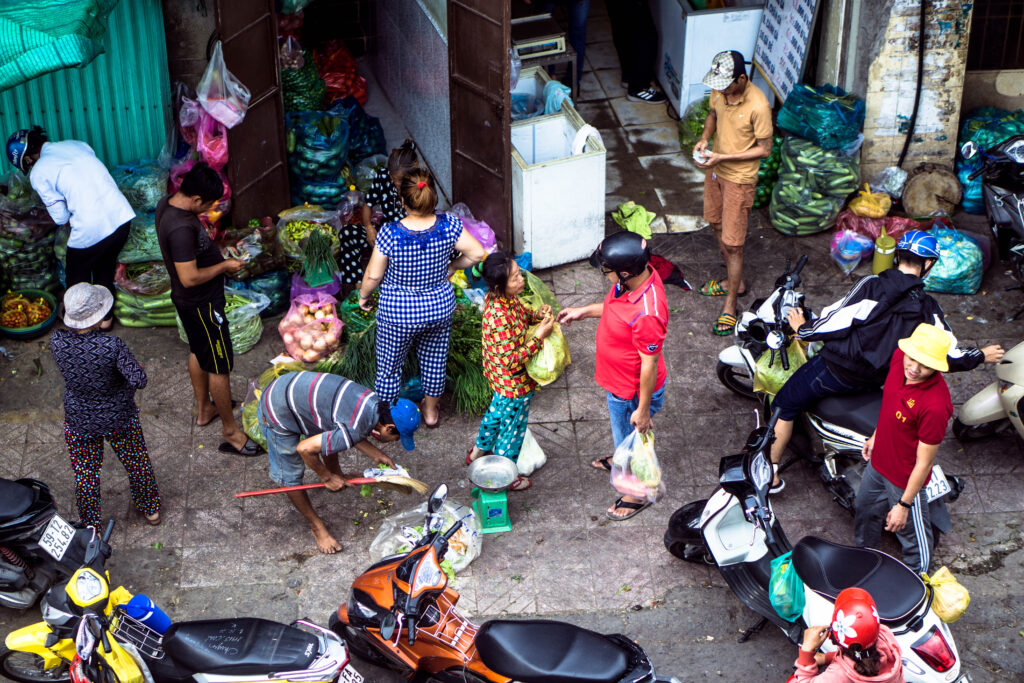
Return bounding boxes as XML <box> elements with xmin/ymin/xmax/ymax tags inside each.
<box><xmin>196</xmin><ymin>400</ymin><xmax>240</xmax><ymax>427</ymax></box>
<box><xmin>509</xmin><ymin>475</ymin><xmax>532</xmax><ymax>491</ymax></box>
<box><xmin>145</xmin><ymin>513</ymin><xmax>162</xmax><ymax>526</ymax></box>
<box><xmin>712</xmin><ymin>312</ymin><xmax>737</xmax><ymax>336</ymax></box>
<box><xmin>699</xmin><ymin>279</ymin><xmax>748</xmax><ymax>297</ymax></box>
<box><xmin>218</xmin><ymin>438</ymin><xmax>262</xmax><ymax>457</ymax></box>
<box><xmin>466</xmin><ymin>448</ymin><xmax>490</xmax><ymax>465</ymax></box>
<box><xmin>590</xmin><ymin>455</ymin><xmax>613</xmax><ymax>472</ymax></box>
<box><xmin>605</xmin><ymin>497</ymin><xmax>652</xmax><ymax>521</ymax></box>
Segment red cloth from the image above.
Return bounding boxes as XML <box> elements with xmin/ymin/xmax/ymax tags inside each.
<box><xmin>871</xmin><ymin>348</ymin><xmax>953</xmax><ymax>489</ymax></box>
<box><xmin>594</xmin><ymin>270</ymin><xmax>669</xmax><ymax>399</ymax></box>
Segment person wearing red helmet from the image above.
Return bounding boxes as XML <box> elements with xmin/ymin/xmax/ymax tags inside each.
<box><xmin>793</xmin><ymin>587</ymin><xmax>904</xmax><ymax>682</ymax></box>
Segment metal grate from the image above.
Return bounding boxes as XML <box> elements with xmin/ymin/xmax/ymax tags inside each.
<box><xmin>967</xmin><ymin>0</ymin><xmax>1024</xmax><ymax>70</ymax></box>
<box><xmin>109</xmin><ymin>607</ymin><xmax>164</xmax><ymax>660</ymax></box>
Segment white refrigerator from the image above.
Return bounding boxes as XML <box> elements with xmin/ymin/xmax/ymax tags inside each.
<box><xmin>652</xmin><ymin>0</ymin><xmax>774</xmax><ymax>115</ymax></box>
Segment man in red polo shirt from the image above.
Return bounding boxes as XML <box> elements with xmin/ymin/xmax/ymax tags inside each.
<box><xmin>557</xmin><ymin>231</ymin><xmax>669</xmax><ymax>521</ymax></box>
<box><xmin>854</xmin><ymin>324</ymin><xmax>954</xmax><ymax>573</ymax></box>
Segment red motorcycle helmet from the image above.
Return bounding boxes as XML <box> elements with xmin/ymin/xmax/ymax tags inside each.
<box><xmin>830</xmin><ymin>587</ymin><xmax>880</xmax><ymax>650</ymax></box>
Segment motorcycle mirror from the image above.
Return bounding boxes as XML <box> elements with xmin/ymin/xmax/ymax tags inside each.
<box><xmin>1006</xmin><ymin>139</ymin><xmax>1024</xmax><ymax>164</ymax></box>
<box><xmin>961</xmin><ymin>140</ymin><xmax>978</xmax><ymax>159</ymax></box>
<box><xmin>747</xmin><ymin>319</ymin><xmax>768</xmax><ymax>344</ymax></box>
<box><xmin>380</xmin><ymin>612</ymin><xmax>397</xmax><ymax>640</ymax></box>
<box><xmin>427</xmin><ymin>484</ymin><xmax>448</xmax><ymax>514</ymax></box>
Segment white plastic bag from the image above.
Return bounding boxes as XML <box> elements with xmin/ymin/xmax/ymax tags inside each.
<box><xmin>610</xmin><ymin>429</ymin><xmax>665</xmax><ymax>502</ymax></box>
<box><xmin>369</xmin><ymin>500</ymin><xmax>482</xmax><ymax>575</ymax></box>
<box><xmin>516</xmin><ymin>428</ymin><xmax>546</xmax><ymax>476</ymax></box>
<box><xmin>198</xmin><ymin>41</ymin><xmax>251</xmax><ymax>128</ymax></box>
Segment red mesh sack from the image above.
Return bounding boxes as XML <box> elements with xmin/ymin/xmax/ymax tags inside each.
<box><xmin>278</xmin><ymin>293</ymin><xmax>343</xmax><ymax>363</ymax></box>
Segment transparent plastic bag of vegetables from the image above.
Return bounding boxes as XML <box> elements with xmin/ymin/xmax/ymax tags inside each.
<box><xmin>279</xmin><ymin>292</ymin><xmax>343</xmax><ymax>363</ymax></box>
<box><xmin>677</xmin><ymin>96</ymin><xmax>710</xmax><ymax>162</ymax></box>
<box><xmin>368</xmin><ymin>500</ymin><xmax>482</xmax><ymax>575</ymax></box>
<box><xmin>241</xmin><ymin>381</ymin><xmax>267</xmax><ymax>451</ymax></box>
<box><xmin>115</xmin><ymin>262</ymin><xmax>171</xmax><ymax>297</ymax></box>
<box><xmin>610</xmin><ymin>429</ymin><xmax>664</xmax><ymax>502</ymax></box>
<box><xmin>518</xmin><ymin>270</ymin><xmax>561</xmax><ymax>313</ymax></box>
<box><xmin>113</xmin><ymin>162</ymin><xmax>168</xmax><ymax>212</ymax></box>
<box><xmin>525</xmin><ymin>321</ymin><xmax>570</xmax><ymax>386</ymax></box>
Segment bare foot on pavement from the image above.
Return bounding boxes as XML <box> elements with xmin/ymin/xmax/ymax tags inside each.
<box><xmin>312</xmin><ymin>523</ymin><xmax>342</xmax><ymax>554</ymax></box>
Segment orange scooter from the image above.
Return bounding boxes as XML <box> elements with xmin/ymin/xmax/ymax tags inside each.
<box><xmin>330</xmin><ymin>484</ymin><xmax>680</xmax><ymax>683</ymax></box>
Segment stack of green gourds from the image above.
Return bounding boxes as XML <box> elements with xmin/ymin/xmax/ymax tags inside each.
<box><xmin>769</xmin><ymin>137</ymin><xmax>860</xmax><ymax>236</ymax></box>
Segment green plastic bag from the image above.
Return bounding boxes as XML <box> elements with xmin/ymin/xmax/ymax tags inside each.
<box><xmin>754</xmin><ymin>342</ymin><xmax>808</xmax><ymax>397</ymax></box>
<box><xmin>519</xmin><ymin>271</ymin><xmax>561</xmax><ymax>313</ymax></box>
<box><xmin>241</xmin><ymin>399</ymin><xmax>266</xmax><ymax>450</ymax></box>
<box><xmin>525</xmin><ymin>322</ymin><xmax>571</xmax><ymax>386</ymax></box>
<box><xmin>769</xmin><ymin>552</ymin><xmax>806</xmax><ymax>622</ymax></box>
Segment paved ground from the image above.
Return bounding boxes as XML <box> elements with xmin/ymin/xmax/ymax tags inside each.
<box><xmin>2</xmin><ymin>2</ymin><xmax>1023</xmax><ymax>681</ymax></box>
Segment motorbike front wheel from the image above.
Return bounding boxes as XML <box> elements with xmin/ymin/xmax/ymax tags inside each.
<box><xmin>0</xmin><ymin>650</ymin><xmax>70</xmax><ymax>683</ymax></box>
<box><xmin>716</xmin><ymin>360</ymin><xmax>756</xmax><ymax>399</ymax></box>
<box><xmin>952</xmin><ymin>416</ymin><xmax>1007</xmax><ymax>441</ymax></box>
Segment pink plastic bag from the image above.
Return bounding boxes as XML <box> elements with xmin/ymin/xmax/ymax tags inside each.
<box><xmin>179</xmin><ymin>96</ymin><xmax>201</xmax><ymax>146</ymax></box>
<box><xmin>197</xmin><ymin>112</ymin><xmax>228</xmax><ymax>170</ymax></box>
<box><xmin>836</xmin><ymin>210</ymin><xmax>921</xmax><ymax>242</ymax></box>
<box><xmin>460</xmin><ymin>216</ymin><xmax>497</xmax><ymax>253</ymax></box>
<box><xmin>290</xmin><ymin>272</ymin><xmax>340</xmax><ymax>299</ymax></box>
<box><xmin>198</xmin><ymin>41</ymin><xmax>251</xmax><ymax>128</ymax></box>
<box><xmin>278</xmin><ymin>293</ymin><xmax>343</xmax><ymax>363</ymax></box>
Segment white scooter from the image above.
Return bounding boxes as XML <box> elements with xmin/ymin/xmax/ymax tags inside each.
<box><xmin>664</xmin><ymin>409</ymin><xmax>967</xmax><ymax>683</ymax></box>
<box><xmin>953</xmin><ymin>340</ymin><xmax>1024</xmax><ymax>442</ymax></box>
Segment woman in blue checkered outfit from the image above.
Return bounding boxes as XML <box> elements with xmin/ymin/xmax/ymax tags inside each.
<box><xmin>358</xmin><ymin>168</ymin><xmax>487</xmax><ymax>427</ymax></box>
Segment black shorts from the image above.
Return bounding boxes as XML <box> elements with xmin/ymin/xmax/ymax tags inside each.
<box><xmin>175</xmin><ymin>299</ymin><xmax>233</xmax><ymax>374</ymax></box>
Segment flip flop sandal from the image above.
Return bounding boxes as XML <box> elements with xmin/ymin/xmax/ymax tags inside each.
<box><xmin>218</xmin><ymin>438</ymin><xmax>262</xmax><ymax>457</ymax></box>
<box><xmin>606</xmin><ymin>497</ymin><xmax>652</xmax><ymax>521</ymax></box>
<box><xmin>509</xmin><ymin>475</ymin><xmax>532</xmax><ymax>491</ymax></box>
<box><xmin>466</xmin><ymin>448</ymin><xmax>491</xmax><ymax>465</ymax></box>
<box><xmin>699</xmin><ymin>279</ymin><xmax>748</xmax><ymax>297</ymax></box>
<box><xmin>145</xmin><ymin>513</ymin><xmax>162</xmax><ymax>526</ymax></box>
<box><xmin>712</xmin><ymin>312</ymin><xmax>737</xmax><ymax>336</ymax></box>
<box><xmin>196</xmin><ymin>399</ymin><xmax>241</xmax><ymax>427</ymax></box>
<box><xmin>591</xmin><ymin>455</ymin><xmax>613</xmax><ymax>472</ymax></box>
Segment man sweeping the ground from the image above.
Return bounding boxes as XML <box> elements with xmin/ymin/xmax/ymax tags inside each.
<box><xmin>257</xmin><ymin>371</ymin><xmax>421</xmax><ymax>553</ymax></box>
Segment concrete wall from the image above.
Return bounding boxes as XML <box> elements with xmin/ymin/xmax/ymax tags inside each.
<box><xmin>161</xmin><ymin>0</ymin><xmax>217</xmax><ymax>91</ymax></box>
<box><xmin>961</xmin><ymin>70</ymin><xmax>1024</xmax><ymax>116</ymax></box>
<box><xmin>854</xmin><ymin>0</ymin><xmax>973</xmax><ymax>179</ymax></box>
<box><xmin>373</xmin><ymin>0</ymin><xmax>452</xmax><ymax>201</ymax></box>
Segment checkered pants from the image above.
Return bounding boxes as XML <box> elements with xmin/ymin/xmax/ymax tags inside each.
<box><xmin>375</xmin><ymin>317</ymin><xmax>452</xmax><ymax>403</ymax></box>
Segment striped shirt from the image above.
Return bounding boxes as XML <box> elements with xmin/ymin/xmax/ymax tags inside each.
<box><xmin>259</xmin><ymin>372</ymin><xmax>380</xmax><ymax>457</ymax></box>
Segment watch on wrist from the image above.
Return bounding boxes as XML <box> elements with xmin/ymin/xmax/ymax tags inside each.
<box><xmin>897</xmin><ymin>499</ymin><xmax>913</xmax><ymax>509</ymax></box>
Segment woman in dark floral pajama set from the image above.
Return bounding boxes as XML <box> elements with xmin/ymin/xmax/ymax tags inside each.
<box><xmin>50</xmin><ymin>283</ymin><xmax>161</xmax><ymax>527</ymax></box>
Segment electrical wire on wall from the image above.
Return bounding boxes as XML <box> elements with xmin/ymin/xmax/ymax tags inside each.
<box><xmin>897</xmin><ymin>0</ymin><xmax>927</xmax><ymax>168</ymax></box>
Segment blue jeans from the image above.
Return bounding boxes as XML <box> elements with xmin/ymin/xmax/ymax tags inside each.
<box><xmin>542</xmin><ymin>0</ymin><xmax>590</xmax><ymax>81</ymax></box>
<box><xmin>607</xmin><ymin>384</ymin><xmax>666</xmax><ymax>449</ymax></box>
<box><xmin>772</xmin><ymin>354</ymin><xmax>859</xmax><ymax>421</ymax></box>
<box><xmin>257</xmin><ymin>403</ymin><xmax>305</xmax><ymax>487</ymax></box>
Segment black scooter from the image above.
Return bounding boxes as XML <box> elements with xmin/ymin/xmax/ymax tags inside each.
<box><xmin>964</xmin><ymin>134</ymin><xmax>1024</xmax><ymax>319</ymax></box>
<box><xmin>0</xmin><ymin>477</ymin><xmax>106</xmax><ymax>610</ymax></box>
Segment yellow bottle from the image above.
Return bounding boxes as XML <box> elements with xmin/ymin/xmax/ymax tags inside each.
<box><xmin>872</xmin><ymin>227</ymin><xmax>896</xmax><ymax>274</ymax></box>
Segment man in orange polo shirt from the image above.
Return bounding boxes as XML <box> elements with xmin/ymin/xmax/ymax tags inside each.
<box><xmin>693</xmin><ymin>50</ymin><xmax>773</xmax><ymax>335</ymax></box>
<box><xmin>557</xmin><ymin>231</ymin><xmax>669</xmax><ymax>521</ymax></box>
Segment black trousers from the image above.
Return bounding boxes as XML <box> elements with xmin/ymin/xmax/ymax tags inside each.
<box><xmin>605</xmin><ymin>0</ymin><xmax>659</xmax><ymax>92</ymax></box>
<box><xmin>65</xmin><ymin>221</ymin><xmax>131</xmax><ymax>318</ymax></box>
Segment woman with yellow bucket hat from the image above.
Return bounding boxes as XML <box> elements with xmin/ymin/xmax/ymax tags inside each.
<box><xmin>854</xmin><ymin>323</ymin><xmax>956</xmax><ymax>573</ymax></box>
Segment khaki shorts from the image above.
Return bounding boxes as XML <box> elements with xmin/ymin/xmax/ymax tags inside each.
<box><xmin>703</xmin><ymin>171</ymin><xmax>756</xmax><ymax>247</ymax></box>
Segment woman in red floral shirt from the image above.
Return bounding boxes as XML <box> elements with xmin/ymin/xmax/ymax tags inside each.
<box><xmin>467</xmin><ymin>253</ymin><xmax>553</xmax><ymax>490</ymax></box>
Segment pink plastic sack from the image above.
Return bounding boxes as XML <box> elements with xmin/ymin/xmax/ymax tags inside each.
<box><xmin>197</xmin><ymin>112</ymin><xmax>228</xmax><ymax>170</ymax></box>
<box><xmin>836</xmin><ymin>210</ymin><xmax>921</xmax><ymax>242</ymax></box>
<box><xmin>198</xmin><ymin>41</ymin><xmax>251</xmax><ymax>128</ymax></box>
<box><xmin>290</xmin><ymin>272</ymin><xmax>341</xmax><ymax>299</ymax></box>
<box><xmin>278</xmin><ymin>293</ymin><xmax>343</xmax><ymax>363</ymax></box>
<box><xmin>179</xmin><ymin>96</ymin><xmax>201</xmax><ymax>146</ymax></box>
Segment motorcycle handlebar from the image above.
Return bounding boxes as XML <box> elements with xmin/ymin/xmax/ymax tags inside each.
<box><xmin>792</xmin><ymin>254</ymin><xmax>808</xmax><ymax>277</ymax></box>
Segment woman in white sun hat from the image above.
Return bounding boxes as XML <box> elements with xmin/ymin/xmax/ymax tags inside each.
<box><xmin>50</xmin><ymin>283</ymin><xmax>162</xmax><ymax>527</ymax></box>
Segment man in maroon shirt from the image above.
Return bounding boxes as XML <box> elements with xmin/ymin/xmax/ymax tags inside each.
<box><xmin>854</xmin><ymin>324</ymin><xmax>954</xmax><ymax>573</ymax></box>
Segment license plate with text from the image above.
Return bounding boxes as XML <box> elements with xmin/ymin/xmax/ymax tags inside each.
<box><xmin>340</xmin><ymin>665</ymin><xmax>364</xmax><ymax>683</ymax></box>
<box><xmin>38</xmin><ymin>514</ymin><xmax>75</xmax><ymax>561</ymax></box>
<box><xmin>924</xmin><ymin>464</ymin><xmax>951</xmax><ymax>503</ymax></box>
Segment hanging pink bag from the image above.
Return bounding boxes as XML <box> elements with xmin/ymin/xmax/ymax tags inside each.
<box><xmin>197</xmin><ymin>112</ymin><xmax>229</xmax><ymax>170</ymax></box>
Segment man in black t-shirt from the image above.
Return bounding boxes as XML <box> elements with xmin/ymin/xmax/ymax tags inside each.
<box><xmin>156</xmin><ymin>163</ymin><xmax>256</xmax><ymax>456</ymax></box>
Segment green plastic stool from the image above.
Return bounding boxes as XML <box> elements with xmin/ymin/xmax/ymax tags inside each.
<box><xmin>472</xmin><ymin>487</ymin><xmax>512</xmax><ymax>534</ymax></box>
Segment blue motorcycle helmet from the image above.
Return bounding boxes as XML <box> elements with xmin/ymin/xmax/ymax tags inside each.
<box><xmin>6</xmin><ymin>126</ymin><xmax>46</xmax><ymax>173</ymax></box>
<box><xmin>894</xmin><ymin>229</ymin><xmax>940</xmax><ymax>277</ymax></box>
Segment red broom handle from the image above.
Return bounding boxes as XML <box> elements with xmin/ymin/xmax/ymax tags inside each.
<box><xmin>235</xmin><ymin>478</ymin><xmax>377</xmax><ymax>498</ymax></box>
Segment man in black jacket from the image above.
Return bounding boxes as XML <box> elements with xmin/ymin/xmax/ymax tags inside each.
<box><xmin>767</xmin><ymin>231</ymin><xmax>1003</xmax><ymax>492</ymax></box>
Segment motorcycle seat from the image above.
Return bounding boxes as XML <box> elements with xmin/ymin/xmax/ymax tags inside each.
<box><xmin>810</xmin><ymin>391</ymin><xmax>882</xmax><ymax>437</ymax></box>
<box><xmin>163</xmin><ymin>618</ymin><xmax>318</xmax><ymax>676</ymax></box>
<box><xmin>475</xmin><ymin>619</ymin><xmax>629</xmax><ymax>683</ymax></box>
<box><xmin>792</xmin><ymin>537</ymin><xmax>927</xmax><ymax>623</ymax></box>
<box><xmin>0</xmin><ymin>478</ymin><xmax>35</xmax><ymax>523</ymax></box>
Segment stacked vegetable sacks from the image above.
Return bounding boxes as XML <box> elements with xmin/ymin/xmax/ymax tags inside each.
<box><xmin>0</xmin><ymin>206</ymin><xmax>57</xmax><ymax>291</ymax></box>
<box><xmin>769</xmin><ymin>137</ymin><xmax>860</xmax><ymax>236</ymax></box>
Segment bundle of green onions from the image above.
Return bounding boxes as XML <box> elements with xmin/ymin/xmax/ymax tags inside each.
<box><xmin>302</xmin><ymin>229</ymin><xmax>340</xmax><ymax>287</ymax></box>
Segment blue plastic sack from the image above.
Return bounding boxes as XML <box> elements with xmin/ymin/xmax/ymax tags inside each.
<box><xmin>955</xmin><ymin>108</ymin><xmax>1024</xmax><ymax>214</ymax></box>
<box><xmin>923</xmin><ymin>227</ymin><xmax>983</xmax><ymax>295</ymax></box>
<box><xmin>769</xmin><ymin>551</ymin><xmax>805</xmax><ymax>622</ymax></box>
<box><xmin>777</xmin><ymin>84</ymin><xmax>865</xmax><ymax>152</ymax></box>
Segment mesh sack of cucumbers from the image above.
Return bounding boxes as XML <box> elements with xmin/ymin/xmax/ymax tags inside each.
<box><xmin>769</xmin><ymin>137</ymin><xmax>860</xmax><ymax>236</ymax></box>
<box><xmin>0</xmin><ymin>206</ymin><xmax>58</xmax><ymax>291</ymax></box>
<box><xmin>286</xmin><ymin>111</ymin><xmax>350</xmax><ymax>207</ymax></box>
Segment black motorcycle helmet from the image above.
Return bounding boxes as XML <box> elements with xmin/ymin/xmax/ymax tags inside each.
<box><xmin>589</xmin><ymin>231</ymin><xmax>651</xmax><ymax>280</ymax></box>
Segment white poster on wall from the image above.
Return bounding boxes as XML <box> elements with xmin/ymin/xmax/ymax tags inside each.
<box><xmin>752</xmin><ymin>0</ymin><xmax>820</xmax><ymax>102</ymax></box>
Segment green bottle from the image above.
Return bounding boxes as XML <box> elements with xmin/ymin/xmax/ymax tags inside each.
<box><xmin>872</xmin><ymin>227</ymin><xmax>896</xmax><ymax>274</ymax></box>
